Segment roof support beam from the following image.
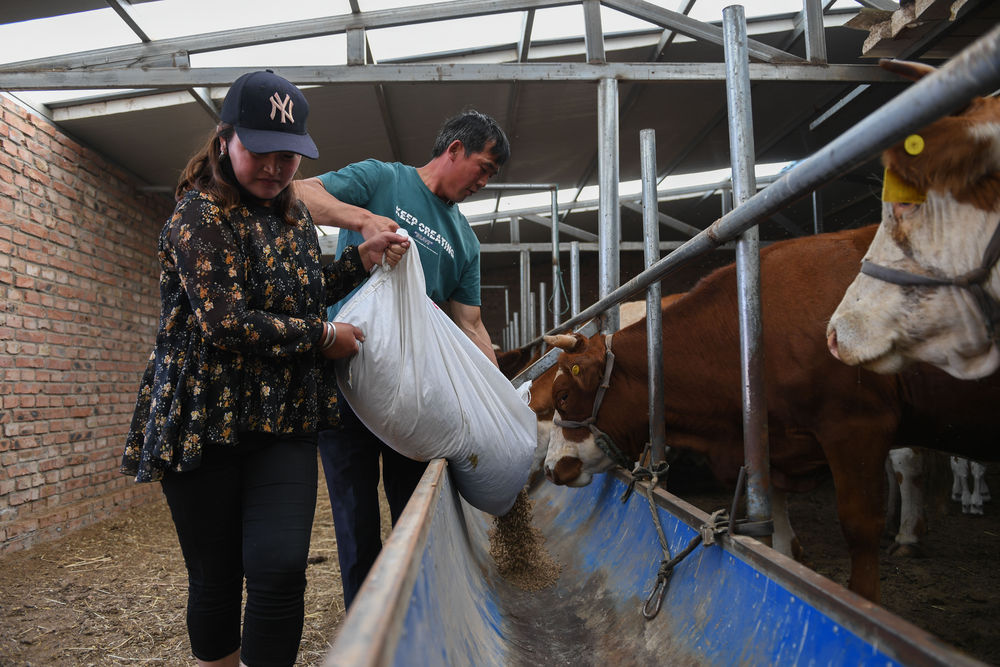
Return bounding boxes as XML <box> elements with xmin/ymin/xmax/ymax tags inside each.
<box><xmin>502</xmin><ymin>8</ymin><xmax>536</xmax><ymax>208</ymax></box>
<box><xmin>361</xmin><ymin>35</ymin><xmax>404</xmax><ymax>163</ymax></box>
<box><xmin>582</xmin><ymin>0</ymin><xmax>605</xmax><ymax>63</ymax></box>
<box><xmin>105</xmin><ymin>0</ymin><xmax>150</xmax><ymax>43</ymax></box>
<box><xmin>520</xmin><ymin>213</ymin><xmax>598</xmax><ymax>241</ymax></box>
<box><xmin>564</xmin><ymin>0</ymin><xmax>695</xmax><ymax>210</ymax></box>
<box><xmin>187</xmin><ymin>86</ymin><xmax>219</xmax><ymax>121</ymax></box>
<box><xmin>648</xmin><ymin>0</ymin><xmax>697</xmax><ymax>61</ymax></box>
<box><xmin>517</xmin><ymin>9</ymin><xmax>535</xmax><ymax>62</ymax></box>
<box><xmin>802</xmin><ymin>0</ymin><xmax>828</xmax><ymax>63</ymax></box>
<box><xmin>856</xmin><ymin>0</ymin><xmax>899</xmax><ymax>10</ymax></box>
<box><xmin>621</xmin><ymin>201</ymin><xmax>701</xmax><ymax>237</ymax></box>
<box><xmin>0</xmin><ymin>63</ymin><xmax>898</xmax><ymax>90</ymax></box>
<box><xmin>347</xmin><ymin>28</ymin><xmax>367</xmax><ymax>65</ymax></box>
<box><xmin>3</xmin><ymin>0</ymin><xmax>579</xmax><ymax>71</ymax></box>
<box><xmin>600</xmin><ymin>0</ymin><xmax>805</xmax><ymax>63</ymax></box>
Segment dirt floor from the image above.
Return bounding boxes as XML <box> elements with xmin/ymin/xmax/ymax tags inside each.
<box><xmin>0</xmin><ymin>463</ymin><xmax>997</xmax><ymax>666</ymax></box>
<box><xmin>0</xmin><ymin>479</ymin><xmax>392</xmax><ymax>667</ymax></box>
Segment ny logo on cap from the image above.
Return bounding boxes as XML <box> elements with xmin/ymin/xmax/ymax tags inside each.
<box><xmin>269</xmin><ymin>92</ymin><xmax>294</xmax><ymax>124</ymax></box>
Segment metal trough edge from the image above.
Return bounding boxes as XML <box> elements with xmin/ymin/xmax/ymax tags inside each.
<box><xmin>631</xmin><ymin>469</ymin><xmax>985</xmax><ymax>667</ymax></box>
<box><xmin>324</xmin><ymin>461</ymin><xmax>986</xmax><ymax>667</ymax></box>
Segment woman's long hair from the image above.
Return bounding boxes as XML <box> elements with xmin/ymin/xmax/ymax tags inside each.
<box><xmin>175</xmin><ymin>123</ymin><xmax>303</xmax><ymax>224</ymax></box>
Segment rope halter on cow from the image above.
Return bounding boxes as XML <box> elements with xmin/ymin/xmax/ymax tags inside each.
<box><xmin>552</xmin><ymin>333</ymin><xmax>633</xmax><ymax>471</ymax></box>
<box><xmin>863</xmin><ymin>187</ymin><xmax>1000</xmax><ymax>340</ymax></box>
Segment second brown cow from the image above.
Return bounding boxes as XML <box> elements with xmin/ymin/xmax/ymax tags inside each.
<box><xmin>542</xmin><ymin>225</ymin><xmax>1000</xmax><ymax>603</ymax></box>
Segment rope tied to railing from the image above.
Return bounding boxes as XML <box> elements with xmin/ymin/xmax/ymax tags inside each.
<box><xmin>628</xmin><ymin>449</ymin><xmax>731</xmax><ymax>620</ymax></box>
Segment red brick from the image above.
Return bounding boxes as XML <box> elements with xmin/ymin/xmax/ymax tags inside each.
<box><xmin>0</xmin><ymin>96</ymin><xmax>166</xmax><ymax>554</ymax></box>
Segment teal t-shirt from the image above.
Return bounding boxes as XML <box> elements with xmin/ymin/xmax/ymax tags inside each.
<box><xmin>318</xmin><ymin>159</ymin><xmax>482</xmax><ymax>317</ymax></box>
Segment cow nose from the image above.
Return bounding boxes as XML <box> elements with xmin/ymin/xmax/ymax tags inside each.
<box><xmin>827</xmin><ymin>328</ymin><xmax>841</xmax><ymax>360</ymax></box>
<box><xmin>546</xmin><ymin>457</ymin><xmax>582</xmax><ymax>486</ymax></box>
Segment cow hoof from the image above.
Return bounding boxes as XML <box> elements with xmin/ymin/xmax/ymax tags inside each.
<box><xmin>888</xmin><ymin>541</ymin><xmax>923</xmax><ymax>558</ymax></box>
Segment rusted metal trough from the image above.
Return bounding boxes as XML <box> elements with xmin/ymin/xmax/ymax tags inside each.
<box><xmin>323</xmin><ymin>459</ymin><xmax>982</xmax><ymax>666</ymax></box>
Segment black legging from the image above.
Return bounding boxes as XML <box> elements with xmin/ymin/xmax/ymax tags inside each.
<box><xmin>160</xmin><ymin>431</ymin><xmax>317</xmax><ymax>666</ymax></box>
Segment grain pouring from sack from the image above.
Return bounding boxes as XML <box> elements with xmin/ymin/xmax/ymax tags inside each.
<box><xmin>488</xmin><ymin>489</ymin><xmax>562</xmax><ymax>590</ymax></box>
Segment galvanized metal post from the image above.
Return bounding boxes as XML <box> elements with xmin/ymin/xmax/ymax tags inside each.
<box><xmin>640</xmin><ymin>129</ymin><xmax>667</xmax><ymax>465</ymax></box>
<box><xmin>570</xmin><ymin>241</ymin><xmax>581</xmax><ymax>317</ymax></box>
<box><xmin>519</xmin><ymin>249</ymin><xmax>530</xmax><ymax>345</ymax></box>
<box><xmin>724</xmin><ymin>4</ymin><xmax>771</xmax><ymax>533</ymax></box>
<box><xmin>538</xmin><ymin>281</ymin><xmax>548</xmax><ymax>338</ymax></box>
<box><xmin>812</xmin><ymin>190</ymin><xmax>824</xmax><ymax>234</ymax></box>
<box><xmin>523</xmin><ymin>25</ymin><xmax>1000</xmax><ymax>351</ymax></box>
<box><xmin>598</xmin><ymin>77</ymin><xmax>620</xmax><ymax>334</ymax></box>
<box><xmin>551</xmin><ymin>188</ymin><xmax>561</xmax><ymax>329</ymax></box>
<box><xmin>527</xmin><ymin>291</ymin><xmax>536</xmax><ymax>341</ymax></box>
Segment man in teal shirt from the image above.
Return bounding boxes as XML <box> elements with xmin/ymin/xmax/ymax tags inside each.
<box><xmin>295</xmin><ymin>110</ymin><xmax>508</xmax><ymax>607</ymax></box>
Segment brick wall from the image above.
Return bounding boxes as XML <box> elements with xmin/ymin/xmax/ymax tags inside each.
<box><xmin>0</xmin><ymin>95</ymin><xmax>173</xmax><ymax>554</ymax></box>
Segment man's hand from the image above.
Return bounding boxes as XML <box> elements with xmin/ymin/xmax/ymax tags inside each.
<box><xmin>358</xmin><ymin>212</ymin><xmax>399</xmax><ymax>239</ymax></box>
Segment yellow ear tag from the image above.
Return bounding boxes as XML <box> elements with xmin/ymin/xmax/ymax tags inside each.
<box><xmin>904</xmin><ymin>134</ymin><xmax>925</xmax><ymax>156</ymax></box>
<box><xmin>882</xmin><ymin>167</ymin><xmax>926</xmax><ymax>204</ymax></box>
<box><xmin>571</xmin><ymin>364</ymin><xmax>580</xmax><ymax>376</ymax></box>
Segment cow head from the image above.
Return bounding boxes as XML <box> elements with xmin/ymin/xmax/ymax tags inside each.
<box><xmin>827</xmin><ymin>60</ymin><xmax>1000</xmax><ymax>380</ymax></box>
<box><xmin>541</xmin><ymin>332</ymin><xmax>629</xmax><ymax>487</ymax></box>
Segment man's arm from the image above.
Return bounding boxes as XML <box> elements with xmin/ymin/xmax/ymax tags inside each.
<box><xmin>293</xmin><ymin>177</ymin><xmax>397</xmax><ymax>239</ymax></box>
<box><xmin>449</xmin><ymin>301</ymin><xmax>499</xmax><ymax>366</ymax></box>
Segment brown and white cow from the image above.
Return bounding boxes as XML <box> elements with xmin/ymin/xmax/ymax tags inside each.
<box><xmin>543</xmin><ymin>224</ymin><xmax>1000</xmax><ymax>603</ymax></box>
<box><xmin>505</xmin><ymin>296</ymin><xmax>683</xmax><ymax>489</ymax></box>
<box><xmin>827</xmin><ymin>60</ymin><xmax>1000</xmax><ymax>380</ymax></box>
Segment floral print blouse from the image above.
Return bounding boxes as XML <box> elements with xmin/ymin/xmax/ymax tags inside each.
<box><xmin>121</xmin><ymin>189</ymin><xmax>368</xmax><ymax>482</ymax></box>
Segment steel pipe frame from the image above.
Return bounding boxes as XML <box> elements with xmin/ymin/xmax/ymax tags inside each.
<box><xmin>481</xmin><ymin>183</ymin><xmax>563</xmax><ymax>347</ymax></box>
<box><xmin>512</xmin><ymin>23</ymin><xmax>1000</xmax><ymax>385</ymax></box>
<box><xmin>597</xmin><ymin>77</ymin><xmax>620</xmax><ymax>334</ymax></box>
<box><xmin>724</xmin><ymin>5</ymin><xmax>772</xmax><ymax>537</ymax></box>
<box><xmin>639</xmin><ymin>129</ymin><xmax>666</xmax><ymax>466</ymax></box>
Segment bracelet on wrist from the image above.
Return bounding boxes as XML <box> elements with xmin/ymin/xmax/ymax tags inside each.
<box><xmin>320</xmin><ymin>322</ymin><xmax>338</xmax><ymax>350</ymax></box>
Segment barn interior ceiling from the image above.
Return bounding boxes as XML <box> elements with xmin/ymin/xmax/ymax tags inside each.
<box><xmin>1</xmin><ymin>0</ymin><xmax>997</xmax><ymax>277</ymax></box>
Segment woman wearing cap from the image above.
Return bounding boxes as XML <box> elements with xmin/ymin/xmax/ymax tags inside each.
<box><xmin>120</xmin><ymin>71</ymin><xmax>407</xmax><ymax>667</ymax></box>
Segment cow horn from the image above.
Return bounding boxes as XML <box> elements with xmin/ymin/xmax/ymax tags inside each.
<box><xmin>879</xmin><ymin>58</ymin><xmax>935</xmax><ymax>82</ymax></box>
<box><xmin>543</xmin><ymin>334</ymin><xmax>579</xmax><ymax>351</ymax></box>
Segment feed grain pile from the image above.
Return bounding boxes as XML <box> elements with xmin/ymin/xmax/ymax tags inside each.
<box><xmin>488</xmin><ymin>489</ymin><xmax>562</xmax><ymax>590</ymax></box>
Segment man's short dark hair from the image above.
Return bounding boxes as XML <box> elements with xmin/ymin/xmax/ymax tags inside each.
<box><xmin>431</xmin><ymin>110</ymin><xmax>510</xmax><ymax>166</ymax></box>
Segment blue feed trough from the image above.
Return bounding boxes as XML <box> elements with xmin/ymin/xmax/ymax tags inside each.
<box><xmin>324</xmin><ymin>460</ymin><xmax>982</xmax><ymax>666</ymax></box>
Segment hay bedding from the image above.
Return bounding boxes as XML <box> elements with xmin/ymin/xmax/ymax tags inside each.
<box><xmin>0</xmin><ymin>483</ymin><xmax>366</xmax><ymax>666</ymax></box>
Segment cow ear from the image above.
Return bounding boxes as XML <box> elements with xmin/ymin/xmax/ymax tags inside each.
<box><xmin>879</xmin><ymin>58</ymin><xmax>935</xmax><ymax>81</ymax></box>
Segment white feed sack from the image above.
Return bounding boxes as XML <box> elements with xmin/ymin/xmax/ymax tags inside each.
<box><xmin>334</xmin><ymin>232</ymin><xmax>536</xmax><ymax>516</ymax></box>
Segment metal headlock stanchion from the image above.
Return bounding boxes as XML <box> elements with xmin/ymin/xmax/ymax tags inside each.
<box><xmin>514</xmin><ymin>16</ymin><xmax>1000</xmax><ymax>624</ymax></box>
<box><xmin>512</xmin><ymin>22</ymin><xmax>1000</xmax><ymax>389</ymax></box>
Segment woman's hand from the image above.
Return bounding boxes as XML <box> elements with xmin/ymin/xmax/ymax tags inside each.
<box><xmin>320</xmin><ymin>322</ymin><xmax>366</xmax><ymax>359</ymax></box>
<box><xmin>358</xmin><ymin>231</ymin><xmax>410</xmax><ymax>271</ymax></box>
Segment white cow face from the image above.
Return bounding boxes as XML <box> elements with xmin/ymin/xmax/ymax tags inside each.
<box><xmin>828</xmin><ymin>197</ymin><xmax>1000</xmax><ymax>380</ymax></box>
<box><xmin>543</xmin><ymin>424</ymin><xmax>616</xmax><ymax>487</ymax></box>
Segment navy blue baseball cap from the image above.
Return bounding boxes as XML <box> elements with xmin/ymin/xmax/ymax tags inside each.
<box><xmin>220</xmin><ymin>70</ymin><xmax>319</xmax><ymax>159</ymax></box>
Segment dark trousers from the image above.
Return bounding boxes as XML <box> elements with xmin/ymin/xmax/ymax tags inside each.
<box><xmin>160</xmin><ymin>431</ymin><xmax>317</xmax><ymax>667</ymax></box>
<box><xmin>318</xmin><ymin>399</ymin><xmax>427</xmax><ymax>609</ymax></box>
